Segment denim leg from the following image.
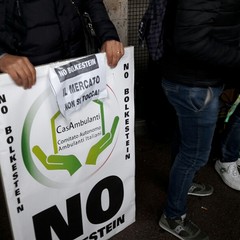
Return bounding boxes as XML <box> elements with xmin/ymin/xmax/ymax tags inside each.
<box><xmin>162</xmin><ymin>79</ymin><xmax>223</xmax><ymax>218</ymax></box>
<box><xmin>221</xmin><ymin>103</ymin><xmax>240</xmax><ymax>163</ymax></box>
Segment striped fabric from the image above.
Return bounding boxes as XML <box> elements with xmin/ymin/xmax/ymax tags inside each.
<box><xmin>138</xmin><ymin>0</ymin><xmax>167</xmax><ymax>61</ymax></box>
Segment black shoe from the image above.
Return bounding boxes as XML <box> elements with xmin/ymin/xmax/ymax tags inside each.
<box><xmin>159</xmin><ymin>214</ymin><xmax>209</xmax><ymax>240</ymax></box>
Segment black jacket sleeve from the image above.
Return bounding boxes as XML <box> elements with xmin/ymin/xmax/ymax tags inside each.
<box><xmin>0</xmin><ymin>1</ymin><xmax>7</xmax><ymax>55</ymax></box>
<box><xmin>84</xmin><ymin>0</ymin><xmax>120</xmax><ymax>44</ymax></box>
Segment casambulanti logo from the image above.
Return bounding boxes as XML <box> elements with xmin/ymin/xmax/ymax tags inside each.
<box><xmin>21</xmin><ymin>86</ymin><xmax>120</xmax><ymax>188</ymax></box>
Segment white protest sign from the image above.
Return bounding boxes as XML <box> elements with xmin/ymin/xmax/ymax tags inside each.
<box><xmin>0</xmin><ymin>47</ymin><xmax>135</xmax><ymax>240</ymax></box>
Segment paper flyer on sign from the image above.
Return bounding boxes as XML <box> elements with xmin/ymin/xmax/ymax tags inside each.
<box><xmin>49</xmin><ymin>54</ymin><xmax>107</xmax><ymax>118</ymax></box>
<box><xmin>0</xmin><ymin>47</ymin><xmax>135</xmax><ymax>240</ymax></box>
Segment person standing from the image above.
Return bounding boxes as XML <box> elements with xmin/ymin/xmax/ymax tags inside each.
<box><xmin>0</xmin><ymin>0</ymin><xmax>124</xmax><ymax>89</ymax></box>
<box><xmin>215</xmin><ymin>97</ymin><xmax>240</xmax><ymax>191</ymax></box>
<box><xmin>158</xmin><ymin>0</ymin><xmax>240</xmax><ymax>239</ymax></box>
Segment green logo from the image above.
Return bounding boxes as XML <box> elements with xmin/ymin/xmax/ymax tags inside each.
<box><xmin>21</xmin><ymin>88</ymin><xmax>119</xmax><ymax>188</ymax></box>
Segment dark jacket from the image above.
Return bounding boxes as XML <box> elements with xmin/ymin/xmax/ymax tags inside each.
<box><xmin>162</xmin><ymin>0</ymin><xmax>240</xmax><ymax>88</ymax></box>
<box><xmin>0</xmin><ymin>0</ymin><xmax>120</xmax><ymax>66</ymax></box>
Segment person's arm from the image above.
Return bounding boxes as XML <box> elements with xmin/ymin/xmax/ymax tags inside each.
<box><xmin>85</xmin><ymin>0</ymin><xmax>124</xmax><ymax>68</ymax></box>
<box><xmin>100</xmin><ymin>40</ymin><xmax>124</xmax><ymax>68</ymax></box>
<box><xmin>173</xmin><ymin>0</ymin><xmax>240</xmax><ymax>68</ymax></box>
<box><xmin>0</xmin><ymin>2</ymin><xmax>36</xmax><ymax>89</ymax></box>
<box><xmin>0</xmin><ymin>53</ymin><xmax>36</xmax><ymax>89</ymax></box>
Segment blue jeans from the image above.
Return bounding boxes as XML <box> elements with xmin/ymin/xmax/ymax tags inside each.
<box><xmin>221</xmin><ymin>102</ymin><xmax>240</xmax><ymax>163</ymax></box>
<box><xmin>161</xmin><ymin>79</ymin><xmax>223</xmax><ymax>218</ymax></box>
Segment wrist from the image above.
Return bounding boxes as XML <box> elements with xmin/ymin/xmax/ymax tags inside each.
<box><xmin>0</xmin><ymin>53</ymin><xmax>6</xmax><ymax>59</ymax></box>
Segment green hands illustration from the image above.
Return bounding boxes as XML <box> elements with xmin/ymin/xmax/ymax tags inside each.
<box><xmin>32</xmin><ymin>145</ymin><xmax>81</xmax><ymax>176</ymax></box>
<box><xmin>32</xmin><ymin>116</ymin><xmax>119</xmax><ymax>175</ymax></box>
<box><xmin>85</xmin><ymin>116</ymin><xmax>119</xmax><ymax>165</ymax></box>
